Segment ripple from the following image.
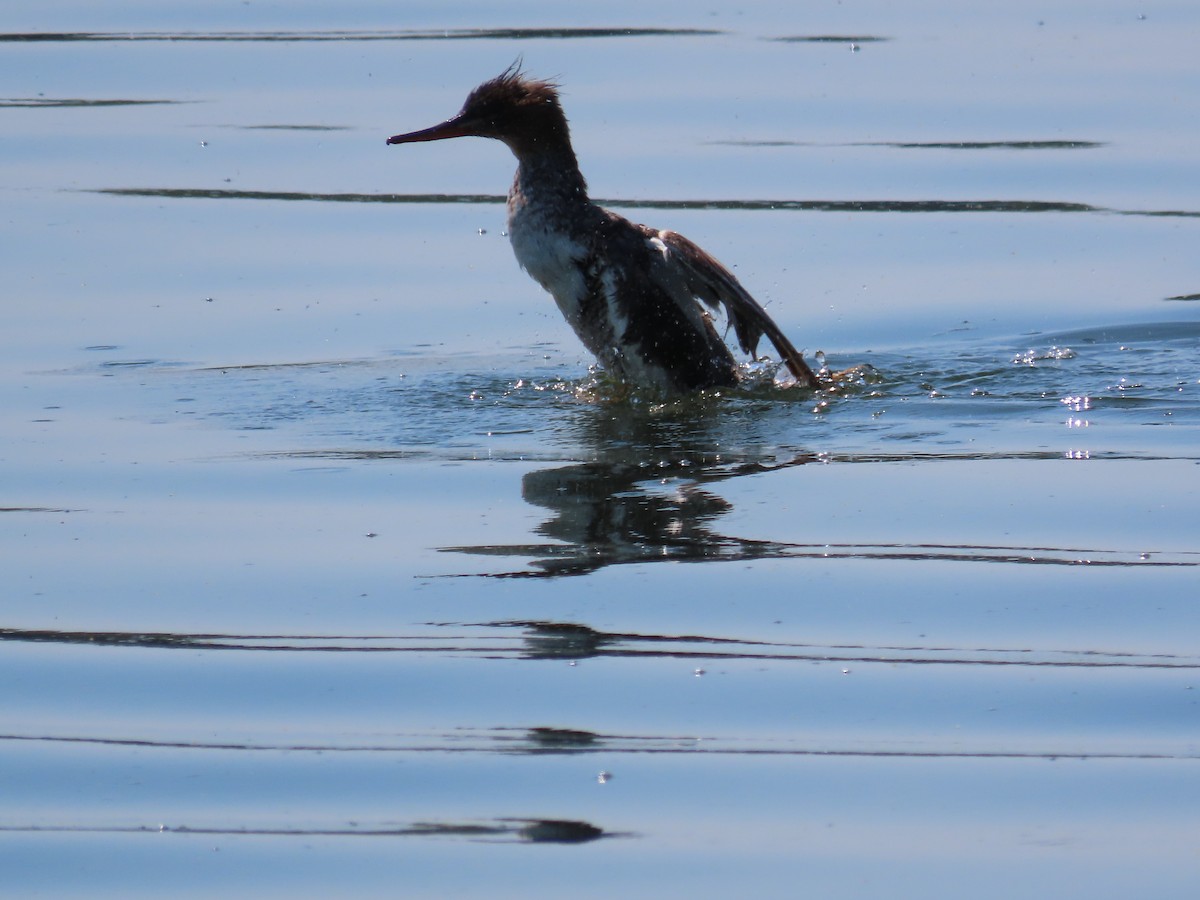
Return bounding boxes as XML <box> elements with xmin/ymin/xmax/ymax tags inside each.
<box><xmin>5</xmin><ymin>623</ymin><xmax>1198</xmax><ymax>667</ymax></box>
<box><xmin>1</xmin><ymin>97</ymin><xmax>184</xmax><ymax>108</ymax></box>
<box><xmin>772</xmin><ymin>35</ymin><xmax>890</xmax><ymax>44</ymax></box>
<box><xmin>1</xmin><ymin>27</ymin><xmax>721</xmax><ymax>43</ymax></box>
<box><xmin>92</xmin><ymin>187</ymin><xmax>1200</xmax><ymax>218</ymax></box>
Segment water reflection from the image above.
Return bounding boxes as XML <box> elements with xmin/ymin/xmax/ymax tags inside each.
<box><xmin>437</xmin><ymin>391</ymin><xmax>821</xmax><ymax>576</ymax></box>
<box><xmin>522</xmin><ymin>726</ymin><xmax>602</xmax><ymax>751</ymax></box>
<box><xmin>439</xmin><ymin>396</ymin><xmax>1195</xmax><ymax>576</ymax></box>
<box><xmin>76</xmin><ymin>323</ymin><xmax>1199</xmax><ymax>583</ymax></box>
<box><xmin>499</xmin><ymin>456</ymin><xmax>808</xmax><ymax>576</ymax></box>
<box><xmin>448</xmin><ymin>458</ymin><xmax>1197</xmax><ymax>574</ymax></box>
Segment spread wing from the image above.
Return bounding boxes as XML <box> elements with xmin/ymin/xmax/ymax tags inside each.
<box><xmin>644</xmin><ymin>228</ymin><xmax>821</xmax><ymax>389</ymax></box>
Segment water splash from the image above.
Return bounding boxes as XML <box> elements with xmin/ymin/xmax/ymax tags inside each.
<box><xmin>95</xmin><ymin>320</ymin><xmax>1199</xmax><ymax>474</ymax></box>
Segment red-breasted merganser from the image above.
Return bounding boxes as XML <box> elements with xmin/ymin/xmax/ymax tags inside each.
<box><xmin>387</xmin><ymin>65</ymin><xmax>821</xmax><ymax>394</ymax></box>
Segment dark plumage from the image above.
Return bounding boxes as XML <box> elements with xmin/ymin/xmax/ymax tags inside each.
<box><xmin>387</xmin><ymin>65</ymin><xmax>820</xmax><ymax>394</ymax></box>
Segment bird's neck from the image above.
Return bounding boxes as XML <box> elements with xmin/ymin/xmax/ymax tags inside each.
<box><xmin>508</xmin><ymin>141</ymin><xmax>591</xmax><ymax>221</ymax></box>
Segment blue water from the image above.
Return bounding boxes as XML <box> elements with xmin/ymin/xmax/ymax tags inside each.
<box><xmin>3</xmin><ymin>3</ymin><xmax>1199</xmax><ymax>897</ymax></box>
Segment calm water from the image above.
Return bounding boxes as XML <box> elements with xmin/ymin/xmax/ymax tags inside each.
<box><xmin>3</xmin><ymin>2</ymin><xmax>1199</xmax><ymax>897</ymax></box>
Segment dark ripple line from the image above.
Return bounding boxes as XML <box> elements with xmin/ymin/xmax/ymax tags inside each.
<box><xmin>4</xmin><ymin>626</ymin><xmax>1196</xmax><ymax>668</ymax></box>
<box><xmin>91</xmin><ymin>188</ymin><xmax>1200</xmax><ymax>218</ymax></box>
<box><xmin>879</xmin><ymin>139</ymin><xmax>1104</xmax><ymax>150</ymax></box>
<box><xmin>1</xmin><ymin>97</ymin><xmax>184</xmax><ymax>108</ymax></box>
<box><xmin>0</xmin><ymin>733</ymin><xmax>1194</xmax><ymax>762</ymax></box>
<box><xmin>714</xmin><ymin>139</ymin><xmax>1105</xmax><ymax>151</ymax></box>
<box><xmin>772</xmin><ymin>35</ymin><xmax>890</xmax><ymax>44</ymax></box>
<box><xmin>0</xmin><ymin>818</ymin><xmax>609</xmax><ymax>843</ymax></box>
<box><xmin>261</xmin><ymin>448</ymin><xmax>1199</xmax><ymax>465</ymax></box>
<box><xmin>0</xmin><ymin>627</ymin><xmax>474</xmax><ymax>653</ymax></box>
<box><xmin>444</xmin><ymin>541</ymin><xmax>1198</xmax><ymax>577</ymax></box>
<box><xmin>1</xmin><ymin>27</ymin><xmax>720</xmax><ymax>43</ymax></box>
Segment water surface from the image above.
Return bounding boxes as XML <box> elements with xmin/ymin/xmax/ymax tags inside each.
<box><xmin>2</xmin><ymin>3</ymin><xmax>1199</xmax><ymax>897</ymax></box>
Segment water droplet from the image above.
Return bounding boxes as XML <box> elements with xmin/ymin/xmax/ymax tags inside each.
<box><xmin>814</xmin><ymin>350</ymin><xmax>827</xmax><ymax>369</ymax></box>
<box><xmin>597</xmin><ymin>771</ymin><xmax>612</xmax><ymax>784</ymax></box>
<box><xmin>693</xmin><ymin>668</ymin><xmax>706</xmax><ymax>677</ymax></box>
<box><xmin>477</xmin><ymin>228</ymin><xmax>487</xmax><ymax>235</ymax></box>
<box><xmin>841</xmin><ymin>668</ymin><xmax>851</xmax><ymax>675</ymax></box>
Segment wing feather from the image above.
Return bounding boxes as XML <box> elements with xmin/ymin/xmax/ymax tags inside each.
<box><xmin>646</xmin><ymin>228</ymin><xmax>821</xmax><ymax>389</ymax></box>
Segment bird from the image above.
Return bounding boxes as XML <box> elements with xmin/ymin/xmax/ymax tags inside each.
<box><xmin>386</xmin><ymin>64</ymin><xmax>821</xmax><ymax>395</ymax></box>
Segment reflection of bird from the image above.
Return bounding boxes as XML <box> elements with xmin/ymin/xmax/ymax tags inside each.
<box><xmin>387</xmin><ymin>64</ymin><xmax>821</xmax><ymax>394</ymax></box>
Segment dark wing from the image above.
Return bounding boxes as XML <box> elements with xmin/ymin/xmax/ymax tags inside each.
<box><xmin>645</xmin><ymin>228</ymin><xmax>821</xmax><ymax>389</ymax></box>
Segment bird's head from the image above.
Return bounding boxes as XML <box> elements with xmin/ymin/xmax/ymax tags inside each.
<box><xmin>387</xmin><ymin>63</ymin><xmax>570</xmax><ymax>156</ymax></box>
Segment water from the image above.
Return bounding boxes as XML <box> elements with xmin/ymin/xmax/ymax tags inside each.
<box><xmin>3</xmin><ymin>3</ymin><xmax>1199</xmax><ymax>897</ymax></box>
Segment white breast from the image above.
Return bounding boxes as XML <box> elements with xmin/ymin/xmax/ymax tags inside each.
<box><xmin>507</xmin><ymin>197</ymin><xmax>589</xmax><ymax>330</ymax></box>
